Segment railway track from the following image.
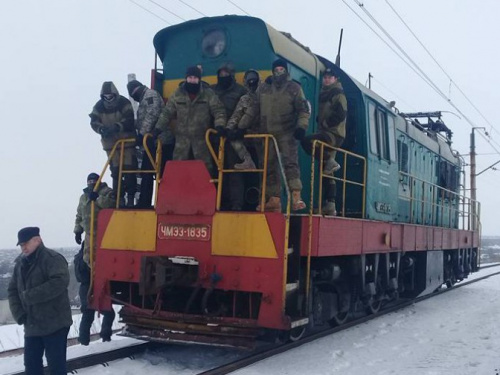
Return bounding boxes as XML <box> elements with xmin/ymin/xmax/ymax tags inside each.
<box><xmin>3</xmin><ymin>264</ymin><xmax>499</xmax><ymax>375</ymax></box>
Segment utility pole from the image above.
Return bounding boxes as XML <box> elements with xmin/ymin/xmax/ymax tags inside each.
<box><xmin>368</xmin><ymin>73</ymin><xmax>372</xmax><ymax>89</ymax></box>
<box><xmin>470</xmin><ymin>127</ymin><xmax>485</xmax><ymax>230</ymax></box>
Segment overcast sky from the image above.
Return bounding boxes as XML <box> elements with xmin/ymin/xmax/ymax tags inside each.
<box><xmin>1</xmin><ymin>0</ymin><xmax>499</xmax><ymax>249</ymax></box>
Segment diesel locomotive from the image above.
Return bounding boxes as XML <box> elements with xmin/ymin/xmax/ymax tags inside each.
<box><xmin>89</xmin><ymin>15</ymin><xmax>480</xmax><ymax>348</ymax></box>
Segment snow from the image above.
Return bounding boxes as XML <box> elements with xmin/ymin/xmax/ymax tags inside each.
<box><xmin>1</xmin><ymin>268</ymin><xmax>500</xmax><ymax>375</ymax></box>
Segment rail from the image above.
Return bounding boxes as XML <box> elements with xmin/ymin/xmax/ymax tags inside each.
<box><xmin>205</xmin><ymin>130</ymin><xmax>292</xmax><ymax>311</ymax></box>
<box><xmin>399</xmin><ymin>171</ymin><xmax>481</xmax><ymax>231</ymax></box>
<box><xmin>88</xmin><ymin>135</ymin><xmax>162</xmax><ymax>301</ymax></box>
<box><xmin>306</xmin><ymin>139</ymin><xmax>367</xmax><ymax>305</ymax></box>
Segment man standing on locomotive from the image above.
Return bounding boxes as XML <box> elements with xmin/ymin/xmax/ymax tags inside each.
<box><xmin>127</xmin><ymin>79</ymin><xmax>175</xmax><ymax>208</ymax></box>
<box><xmin>89</xmin><ymin>81</ymin><xmax>137</xmax><ymax>207</ymax></box>
<box><xmin>211</xmin><ymin>63</ymin><xmax>248</xmax><ymax>211</ymax></box>
<box><xmin>301</xmin><ymin>67</ymin><xmax>347</xmax><ymax>215</ymax></box>
<box><xmin>153</xmin><ymin>66</ymin><xmax>226</xmax><ymax>176</ymax></box>
<box><xmin>255</xmin><ymin>58</ymin><xmax>310</xmax><ymax>212</ymax></box>
<box><xmin>226</xmin><ymin>69</ymin><xmax>260</xmax><ymax>170</ymax></box>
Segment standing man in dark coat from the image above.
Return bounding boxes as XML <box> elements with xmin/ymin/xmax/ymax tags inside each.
<box><xmin>127</xmin><ymin>79</ymin><xmax>175</xmax><ymax>208</ymax></box>
<box><xmin>255</xmin><ymin>58</ymin><xmax>310</xmax><ymax>212</ymax></box>
<box><xmin>8</xmin><ymin>227</ymin><xmax>72</xmax><ymax>375</ymax></box>
<box><xmin>301</xmin><ymin>67</ymin><xmax>347</xmax><ymax>215</ymax></box>
<box><xmin>211</xmin><ymin>63</ymin><xmax>248</xmax><ymax>210</ymax></box>
<box><xmin>89</xmin><ymin>81</ymin><xmax>137</xmax><ymax>207</ymax></box>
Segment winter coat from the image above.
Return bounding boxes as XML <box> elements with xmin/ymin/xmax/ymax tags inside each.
<box><xmin>257</xmin><ymin>75</ymin><xmax>310</xmax><ymax>136</ymax></box>
<box><xmin>8</xmin><ymin>244</ymin><xmax>72</xmax><ymax>337</ymax></box>
<box><xmin>135</xmin><ymin>87</ymin><xmax>174</xmax><ymax>145</ymax></box>
<box><xmin>155</xmin><ymin>83</ymin><xmax>226</xmax><ymax>138</ymax></box>
<box><xmin>226</xmin><ymin>91</ymin><xmax>259</xmax><ymax>131</ymax></box>
<box><xmin>210</xmin><ymin>80</ymin><xmax>248</xmax><ymax>118</ymax></box>
<box><xmin>89</xmin><ymin>82</ymin><xmax>136</xmax><ymax>151</ymax></box>
<box><xmin>74</xmin><ymin>182</ymin><xmax>115</xmax><ymax>235</ymax></box>
<box><xmin>317</xmin><ymin>81</ymin><xmax>347</xmax><ymax>144</ymax></box>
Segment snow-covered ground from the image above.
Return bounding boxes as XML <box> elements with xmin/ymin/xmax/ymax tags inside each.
<box><xmin>1</xmin><ymin>267</ymin><xmax>500</xmax><ymax>375</ymax></box>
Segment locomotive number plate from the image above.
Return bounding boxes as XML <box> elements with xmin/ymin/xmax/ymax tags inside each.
<box><xmin>158</xmin><ymin>223</ymin><xmax>211</xmax><ymax>241</ymax></box>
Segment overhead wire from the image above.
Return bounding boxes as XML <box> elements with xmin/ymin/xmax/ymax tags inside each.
<box><xmin>349</xmin><ymin>0</ymin><xmax>500</xmax><ymax>156</ymax></box>
<box><xmin>384</xmin><ymin>0</ymin><xmax>498</xmax><ymax>137</ymax></box>
<box><xmin>175</xmin><ymin>0</ymin><xmax>207</xmax><ymax>17</ymax></box>
<box><xmin>226</xmin><ymin>0</ymin><xmax>251</xmax><ymax>16</ymax></box>
<box><xmin>146</xmin><ymin>0</ymin><xmax>186</xmax><ymax>21</ymax></box>
<box><xmin>128</xmin><ymin>0</ymin><xmax>171</xmax><ymax>24</ymax></box>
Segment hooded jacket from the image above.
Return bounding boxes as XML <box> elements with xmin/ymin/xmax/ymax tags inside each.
<box><xmin>89</xmin><ymin>82</ymin><xmax>136</xmax><ymax>151</ymax></box>
<box><xmin>317</xmin><ymin>80</ymin><xmax>347</xmax><ymax>144</ymax></box>
<box><xmin>8</xmin><ymin>244</ymin><xmax>72</xmax><ymax>337</ymax></box>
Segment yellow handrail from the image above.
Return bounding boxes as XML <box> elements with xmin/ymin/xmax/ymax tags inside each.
<box><xmin>306</xmin><ymin>139</ymin><xmax>367</xmax><ymax>304</ymax></box>
<box><xmin>88</xmin><ymin>135</ymin><xmax>162</xmax><ymax>302</ymax></box>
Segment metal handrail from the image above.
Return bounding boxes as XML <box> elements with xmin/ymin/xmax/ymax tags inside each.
<box><xmin>205</xmin><ymin>129</ymin><xmax>292</xmax><ymax>311</ymax></box>
<box><xmin>88</xmin><ymin>135</ymin><xmax>162</xmax><ymax>302</ymax></box>
<box><xmin>306</xmin><ymin>139</ymin><xmax>367</xmax><ymax>305</ymax></box>
<box><xmin>399</xmin><ymin>171</ymin><xmax>480</xmax><ymax>230</ymax></box>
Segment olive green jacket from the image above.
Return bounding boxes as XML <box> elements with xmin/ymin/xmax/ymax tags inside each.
<box><xmin>74</xmin><ymin>182</ymin><xmax>115</xmax><ymax>234</ymax></box>
<box><xmin>257</xmin><ymin>75</ymin><xmax>310</xmax><ymax>136</ymax></box>
<box><xmin>8</xmin><ymin>244</ymin><xmax>72</xmax><ymax>337</ymax></box>
<box><xmin>155</xmin><ymin>83</ymin><xmax>226</xmax><ymax>138</ymax></box>
<box><xmin>317</xmin><ymin>81</ymin><xmax>347</xmax><ymax>144</ymax></box>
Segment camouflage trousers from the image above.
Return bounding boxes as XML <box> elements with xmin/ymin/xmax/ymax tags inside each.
<box><xmin>266</xmin><ymin>131</ymin><xmax>302</xmax><ymax>198</ymax></box>
<box><xmin>173</xmin><ymin>135</ymin><xmax>215</xmax><ymax>176</ymax></box>
<box><xmin>301</xmin><ymin>133</ymin><xmax>344</xmax><ymax>201</ymax></box>
<box><xmin>83</xmin><ymin>233</ymin><xmax>93</xmax><ymax>266</ymax></box>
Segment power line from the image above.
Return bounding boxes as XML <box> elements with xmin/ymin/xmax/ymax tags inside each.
<box><xmin>128</xmin><ymin>0</ymin><xmax>171</xmax><ymax>24</ymax></box>
<box><xmin>384</xmin><ymin>0</ymin><xmax>498</xmax><ymax>136</ymax></box>
<box><xmin>176</xmin><ymin>0</ymin><xmax>207</xmax><ymax>17</ymax></box>
<box><xmin>371</xmin><ymin>75</ymin><xmax>417</xmax><ymax>111</ymax></box>
<box><xmin>146</xmin><ymin>0</ymin><xmax>186</xmax><ymax>21</ymax></box>
<box><xmin>226</xmin><ymin>0</ymin><xmax>251</xmax><ymax>16</ymax></box>
<box><xmin>339</xmin><ymin>0</ymin><xmax>431</xmax><ymax>89</ymax></box>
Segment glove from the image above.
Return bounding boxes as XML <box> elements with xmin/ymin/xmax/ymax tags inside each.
<box><xmin>18</xmin><ymin>314</ymin><xmax>27</xmax><ymax>325</ymax></box>
<box><xmin>136</xmin><ymin>134</ymin><xmax>144</xmax><ymax>147</ymax></box>
<box><xmin>227</xmin><ymin>128</ymin><xmax>246</xmax><ymax>141</ymax></box>
<box><xmin>88</xmin><ymin>191</ymin><xmax>99</xmax><ymax>201</ymax></box>
<box><xmin>215</xmin><ymin>126</ymin><xmax>227</xmax><ymax>137</ymax></box>
<box><xmin>75</xmin><ymin>232</ymin><xmax>82</xmax><ymax>245</ymax></box>
<box><xmin>294</xmin><ymin>128</ymin><xmax>306</xmax><ymax>141</ymax></box>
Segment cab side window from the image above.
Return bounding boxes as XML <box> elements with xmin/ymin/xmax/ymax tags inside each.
<box><xmin>369</xmin><ymin>102</ymin><xmax>395</xmax><ymax>161</ymax></box>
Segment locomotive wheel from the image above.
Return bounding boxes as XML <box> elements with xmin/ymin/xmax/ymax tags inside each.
<box><xmin>289</xmin><ymin>326</ymin><xmax>306</xmax><ymax>342</ymax></box>
<box><xmin>329</xmin><ymin>310</ymin><xmax>349</xmax><ymax>327</ymax></box>
<box><xmin>366</xmin><ymin>299</ymin><xmax>382</xmax><ymax>314</ymax></box>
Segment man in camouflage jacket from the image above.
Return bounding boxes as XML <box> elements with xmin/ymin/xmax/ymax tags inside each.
<box><xmin>301</xmin><ymin>67</ymin><xmax>347</xmax><ymax>215</ymax></box>
<box><xmin>74</xmin><ymin>172</ymin><xmax>115</xmax><ymax>265</ymax></box>
<box><xmin>154</xmin><ymin>66</ymin><xmax>226</xmax><ymax>176</ymax></box>
<box><xmin>127</xmin><ymin>80</ymin><xmax>175</xmax><ymax>208</ymax></box>
<box><xmin>8</xmin><ymin>227</ymin><xmax>72</xmax><ymax>375</ymax></box>
<box><xmin>255</xmin><ymin>58</ymin><xmax>310</xmax><ymax>212</ymax></box>
<box><xmin>226</xmin><ymin>69</ymin><xmax>260</xmax><ymax>170</ymax></box>
<box><xmin>89</xmin><ymin>81</ymin><xmax>137</xmax><ymax>206</ymax></box>
<box><xmin>211</xmin><ymin>63</ymin><xmax>248</xmax><ymax>210</ymax></box>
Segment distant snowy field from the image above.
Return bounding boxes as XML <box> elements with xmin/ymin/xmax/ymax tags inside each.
<box><xmin>1</xmin><ymin>267</ymin><xmax>500</xmax><ymax>375</ymax></box>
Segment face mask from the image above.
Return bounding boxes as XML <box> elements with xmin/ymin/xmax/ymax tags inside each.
<box><xmin>218</xmin><ymin>75</ymin><xmax>233</xmax><ymax>89</ymax></box>
<box><xmin>273</xmin><ymin>69</ymin><xmax>286</xmax><ymax>77</ymax></box>
<box><xmin>246</xmin><ymin>79</ymin><xmax>259</xmax><ymax>92</ymax></box>
<box><xmin>185</xmin><ymin>82</ymin><xmax>201</xmax><ymax>94</ymax></box>
<box><xmin>131</xmin><ymin>87</ymin><xmax>144</xmax><ymax>102</ymax></box>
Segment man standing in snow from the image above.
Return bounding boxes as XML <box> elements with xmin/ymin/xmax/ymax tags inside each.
<box><xmin>8</xmin><ymin>227</ymin><xmax>72</xmax><ymax>375</ymax></box>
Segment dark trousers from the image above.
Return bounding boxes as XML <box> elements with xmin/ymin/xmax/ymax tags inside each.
<box><xmin>222</xmin><ymin>144</ymin><xmax>245</xmax><ymax>210</ymax></box>
<box><xmin>24</xmin><ymin>326</ymin><xmax>70</xmax><ymax>375</ymax></box>
<box><xmin>137</xmin><ymin>138</ymin><xmax>175</xmax><ymax>208</ymax></box>
<box><xmin>79</xmin><ymin>283</ymin><xmax>115</xmax><ymax>342</ymax></box>
<box><xmin>301</xmin><ymin>133</ymin><xmax>336</xmax><ymax>201</ymax></box>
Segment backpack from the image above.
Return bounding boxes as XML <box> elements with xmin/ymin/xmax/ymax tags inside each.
<box><xmin>74</xmin><ymin>242</ymin><xmax>91</xmax><ymax>285</ymax></box>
